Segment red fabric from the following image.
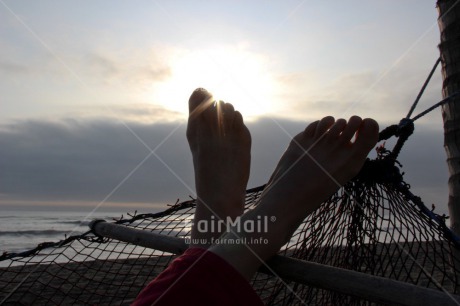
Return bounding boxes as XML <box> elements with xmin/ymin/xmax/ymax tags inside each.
<box><xmin>132</xmin><ymin>247</ymin><xmax>263</xmax><ymax>306</ymax></box>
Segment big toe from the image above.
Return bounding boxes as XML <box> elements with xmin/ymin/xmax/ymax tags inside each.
<box><xmin>354</xmin><ymin>118</ymin><xmax>379</xmax><ymax>154</ymax></box>
<box><xmin>189</xmin><ymin>88</ymin><xmax>213</xmax><ymax>115</ymax></box>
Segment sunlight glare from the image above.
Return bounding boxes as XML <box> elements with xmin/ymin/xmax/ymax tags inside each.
<box><xmin>149</xmin><ymin>46</ymin><xmax>281</xmax><ymax>120</ymax></box>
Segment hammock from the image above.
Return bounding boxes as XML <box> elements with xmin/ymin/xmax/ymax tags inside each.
<box><xmin>1</xmin><ymin>60</ymin><xmax>460</xmax><ymax>305</ymax></box>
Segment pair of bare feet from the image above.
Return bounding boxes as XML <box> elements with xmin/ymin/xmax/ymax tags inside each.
<box><xmin>186</xmin><ymin>88</ymin><xmax>379</xmax><ymax>279</ymax></box>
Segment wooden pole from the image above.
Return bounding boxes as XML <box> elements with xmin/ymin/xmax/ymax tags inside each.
<box><xmin>91</xmin><ymin>220</ymin><xmax>460</xmax><ymax>306</ymax></box>
<box><xmin>437</xmin><ymin>0</ymin><xmax>460</xmax><ymax>235</ymax></box>
<box><xmin>437</xmin><ymin>1</ymin><xmax>460</xmax><ymax>292</ymax></box>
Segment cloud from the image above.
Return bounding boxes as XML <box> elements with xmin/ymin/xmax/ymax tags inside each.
<box><xmin>81</xmin><ymin>52</ymin><xmax>171</xmax><ymax>85</ymax></box>
<box><xmin>69</xmin><ymin>103</ymin><xmax>185</xmax><ymax>124</ymax></box>
<box><xmin>0</xmin><ymin>118</ymin><xmax>192</xmax><ymax>206</ymax></box>
<box><xmin>0</xmin><ymin>45</ymin><xmax>171</xmax><ymax>88</ymax></box>
<box><xmin>0</xmin><ymin>116</ymin><xmax>294</xmax><ymax>207</ymax></box>
<box><xmin>277</xmin><ymin>63</ymin><xmax>443</xmax><ymax>126</ymax></box>
<box><xmin>0</xmin><ymin>116</ymin><xmax>449</xmax><ymax>213</ymax></box>
<box><xmin>0</xmin><ymin>61</ymin><xmax>31</xmax><ymax>75</ymax></box>
<box><xmin>396</xmin><ymin>126</ymin><xmax>449</xmax><ymax>214</ymax></box>
<box><xmin>0</xmin><ymin>116</ymin><xmax>449</xmax><ymax>214</ymax></box>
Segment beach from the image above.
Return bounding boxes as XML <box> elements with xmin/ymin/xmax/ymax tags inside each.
<box><xmin>0</xmin><ymin>255</ymin><xmax>175</xmax><ymax>305</ymax></box>
<box><xmin>1</xmin><ymin>239</ymin><xmax>457</xmax><ymax>305</ymax></box>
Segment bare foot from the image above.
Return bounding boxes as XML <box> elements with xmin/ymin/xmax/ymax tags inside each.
<box><xmin>187</xmin><ymin>88</ymin><xmax>251</xmax><ymax>248</ymax></box>
<box><xmin>263</xmin><ymin>116</ymin><xmax>379</xmax><ymax>218</ymax></box>
<box><xmin>209</xmin><ymin>116</ymin><xmax>379</xmax><ymax>279</ymax></box>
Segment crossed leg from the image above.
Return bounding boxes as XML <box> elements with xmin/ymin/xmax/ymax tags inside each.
<box><xmin>133</xmin><ymin>89</ymin><xmax>379</xmax><ymax>306</ymax></box>
<box><xmin>187</xmin><ymin>88</ymin><xmax>251</xmax><ymax>248</ymax></box>
<box><xmin>133</xmin><ymin>90</ymin><xmax>257</xmax><ymax>306</ymax></box>
<box><xmin>210</xmin><ymin>115</ymin><xmax>379</xmax><ymax>279</ymax></box>
<box><xmin>187</xmin><ymin>87</ymin><xmax>379</xmax><ymax>279</ymax></box>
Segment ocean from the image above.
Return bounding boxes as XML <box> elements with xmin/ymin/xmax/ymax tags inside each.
<box><xmin>0</xmin><ymin>209</ymin><xmax>126</xmax><ymax>254</ymax></box>
<box><xmin>0</xmin><ymin>207</ymin><xmax>426</xmax><ymax>260</ymax></box>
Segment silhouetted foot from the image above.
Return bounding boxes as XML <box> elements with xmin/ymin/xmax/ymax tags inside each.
<box><xmin>208</xmin><ymin>116</ymin><xmax>379</xmax><ymax>279</ymax></box>
<box><xmin>187</xmin><ymin>88</ymin><xmax>251</xmax><ymax>247</ymax></box>
<box><xmin>263</xmin><ymin>116</ymin><xmax>379</xmax><ymax>217</ymax></box>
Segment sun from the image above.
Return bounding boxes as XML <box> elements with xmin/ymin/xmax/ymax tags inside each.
<box><xmin>149</xmin><ymin>46</ymin><xmax>281</xmax><ymax>120</ymax></box>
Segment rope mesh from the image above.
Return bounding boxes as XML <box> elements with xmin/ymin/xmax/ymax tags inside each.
<box><xmin>1</xmin><ymin>144</ymin><xmax>460</xmax><ymax>305</ymax></box>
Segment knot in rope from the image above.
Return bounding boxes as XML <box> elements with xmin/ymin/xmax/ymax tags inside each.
<box><xmin>395</xmin><ymin>118</ymin><xmax>414</xmax><ymax>138</ymax></box>
<box><xmin>376</xmin><ymin>118</ymin><xmax>415</xmax><ymax>162</ymax></box>
<box><xmin>389</xmin><ymin>118</ymin><xmax>414</xmax><ymax>160</ymax></box>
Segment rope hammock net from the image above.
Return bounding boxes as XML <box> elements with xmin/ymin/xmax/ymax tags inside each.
<box><xmin>1</xmin><ymin>60</ymin><xmax>460</xmax><ymax>305</ymax></box>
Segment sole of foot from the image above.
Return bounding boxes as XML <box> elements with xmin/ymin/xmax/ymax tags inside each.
<box><xmin>187</xmin><ymin>88</ymin><xmax>252</xmax><ymax>247</ymax></box>
<box><xmin>262</xmin><ymin>115</ymin><xmax>379</xmax><ymax>218</ymax></box>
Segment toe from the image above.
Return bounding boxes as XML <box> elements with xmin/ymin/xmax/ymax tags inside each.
<box><xmin>217</xmin><ymin>100</ymin><xmax>225</xmax><ymax>119</ymax></box>
<box><xmin>354</xmin><ymin>118</ymin><xmax>379</xmax><ymax>154</ymax></box>
<box><xmin>327</xmin><ymin>118</ymin><xmax>347</xmax><ymax>138</ymax></box>
<box><xmin>340</xmin><ymin>116</ymin><xmax>362</xmax><ymax>143</ymax></box>
<box><xmin>189</xmin><ymin>88</ymin><xmax>214</xmax><ymax>118</ymax></box>
<box><xmin>304</xmin><ymin>120</ymin><xmax>320</xmax><ymax>138</ymax></box>
<box><xmin>314</xmin><ymin>116</ymin><xmax>335</xmax><ymax>139</ymax></box>
<box><xmin>224</xmin><ymin>102</ymin><xmax>235</xmax><ymax>114</ymax></box>
<box><xmin>233</xmin><ymin>111</ymin><xmax>244</xmax><ymax>128</ymax></box>
<box><xmin>233</xmin><ymin>110</ymin><xmax>251</xmax><ymax>145</ymax></box>
<box><xmin>223</xmin><ymin>102</ymin><xmax>236</xmax><ymax>129</ymax></box>
<box><xmin>216</xmin><ymin>100</ymin><xmax>226</xmax><ymax>132</ymax></box>
<box><xmin>189</xmin><ymin>88</ymin><xmax>210</xmax><ymax>112</ymax></box>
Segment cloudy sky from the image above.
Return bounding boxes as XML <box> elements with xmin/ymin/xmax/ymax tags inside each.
<box><xmin>0</xmin><ymin>1</ymin><xmax>451</xmax><ymax>216</ymax></box>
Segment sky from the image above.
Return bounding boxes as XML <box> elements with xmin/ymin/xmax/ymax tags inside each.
<box><xmin>0</xmin><ymin>1</ymin><xmax>451</xmax><ymax>217</ymax></box>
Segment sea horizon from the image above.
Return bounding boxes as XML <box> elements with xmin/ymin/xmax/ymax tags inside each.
<box><xmin>0</xmin><ymin>205</ymin><xmax>165</xmax><ymax>254</ymax></box>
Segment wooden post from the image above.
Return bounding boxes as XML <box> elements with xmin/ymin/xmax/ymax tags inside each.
<box><xmin>437</xmin><ymin>0</ymin><xmax>460</xmax><ymax>292</ymax></box>
<box><xmin>91</xmin><ymin>221</ymin><xmax>460</xmax><ymax>306</ymax></box>
<box><xmin>437</xmin><ymin>0</ymin><xmax>460</xmax><ymax>235</ymax></box>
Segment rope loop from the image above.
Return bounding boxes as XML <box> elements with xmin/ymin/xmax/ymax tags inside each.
<box><xmin>378</xmin><ymin>125</ymin><xmax>398</xmax><ymax>142</ymax></box>
<box><xmin>396</xmin><ymin>118</ymin><xmax>414</xmax><ymax>137</ymax></box>
<box><xmin>390</xmin><ymin>118</ymin><xmax>414</xmax><ymax>160</ymax></box>
<box><xmin>376</xmin><ymin>118</ymin><xmax>415</xmax><ymax>161</ymax></box>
